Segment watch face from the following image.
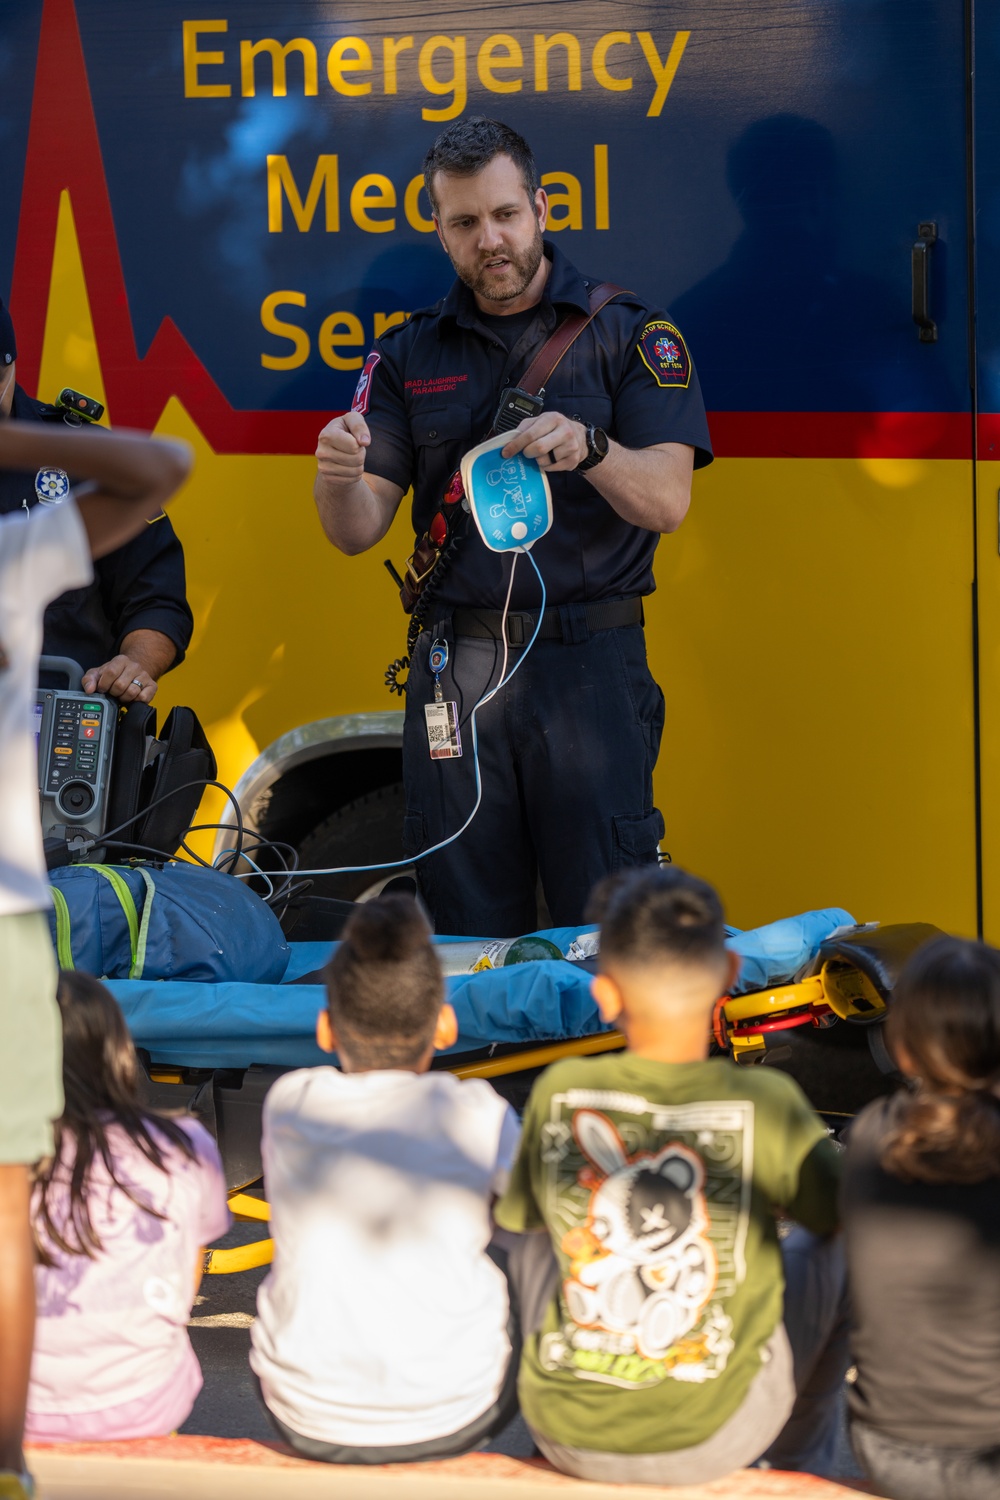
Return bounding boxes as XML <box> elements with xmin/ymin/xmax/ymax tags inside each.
<box><xmin>592</xmin><ymin>426</ymin><xmax>610</xmax><ymax>458</ymax></box>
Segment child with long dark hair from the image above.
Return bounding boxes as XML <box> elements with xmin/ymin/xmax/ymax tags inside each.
<box><xmin>25</xmin><ymin>971</ymin><xmax>229</xmax><ymax>1441</ymax></box>
<box><xmin>843</xmin><ymin>935</ymin><xmax>1000</xmax><ymax>1500</ymax></box>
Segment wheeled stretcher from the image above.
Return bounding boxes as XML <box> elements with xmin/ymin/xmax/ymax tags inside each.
<box><xmin>107</xmin><ymin>907</ymin><xmax>931</xmax><ymax>1273</ymax></box>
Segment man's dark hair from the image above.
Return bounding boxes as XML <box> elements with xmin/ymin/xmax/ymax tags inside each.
<box><xmin>423</xmin><ymin>117</ymin><xmax>538</xmax><ymax>212</ymax></box>
<box><xmin>323</xmin><ymin>895</ymin><xmax>444</xmax><ymax>1069</ymax></box>
<box><xmin>586</xmin><ymin>866</ymin><xmax>727</xmax><ymax>969</ymax></box>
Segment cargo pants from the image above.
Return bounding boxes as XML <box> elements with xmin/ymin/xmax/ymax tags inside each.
<box><xmin>402</xmin><ymin>612</ymin><xmax>666</xmax><ymax>936</ymax></box>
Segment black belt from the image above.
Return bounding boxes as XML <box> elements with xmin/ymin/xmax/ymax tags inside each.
<box><xmin>451</xmin><ymin>597</ymin><xmax>643</xmax><ymax>646</ymax></box>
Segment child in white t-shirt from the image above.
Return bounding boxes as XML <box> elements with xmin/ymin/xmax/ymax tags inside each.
<box><xmin>251</xmin><ymin>895</ymin><xmax>521</xmax><ymax>1464</ymax></box>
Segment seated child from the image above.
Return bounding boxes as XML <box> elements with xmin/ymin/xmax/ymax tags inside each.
<box><xmin>494</xmin><ymin>864</ymin><xmax>848</xmax><ymax>1487</ymax></box>
<box><xmin>250</xmin><ymin>895</ymin><xmax>521</xmax><ymax>1463</ymax></box>
<box><xmin>26</xmin><ymin>971</ymin><xmax>229</xmax><ymax>1441</ymax></box>
<box><xmin>843</xmin><ymin>934</ymin><xmax>1000</xmax><ymax>1500</ymax></box>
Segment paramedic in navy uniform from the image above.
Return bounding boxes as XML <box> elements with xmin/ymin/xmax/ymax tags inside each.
<box><xmin>314</xmin><ymin>119</ymin><xmax>712</xmax><ymax>936</ymax></box>
<box><xmin>0</xmin><ymin>298</ymin><xmax>192</xmax><ymax>705</ymax></box>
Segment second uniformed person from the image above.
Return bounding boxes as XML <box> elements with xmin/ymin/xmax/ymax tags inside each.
<box><xmin>0</xmin><ymin>298</ymin><xmax>192</xmax><ymax>704</ymax></box>
<box><xmin>314</xmin><ymin>119</ymin><xmax>712</xmax><ymax>937</ymax></box>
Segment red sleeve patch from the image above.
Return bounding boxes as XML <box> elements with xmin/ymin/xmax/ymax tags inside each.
<box><xmin>637</xmin><ymin>321</ymin><xmax>691</xmax><ymax>389</ymax></box>
<box><xmin>351</xmin><ymin>351</ymin><xmax>380</xmax><ymax>414</ymax></box>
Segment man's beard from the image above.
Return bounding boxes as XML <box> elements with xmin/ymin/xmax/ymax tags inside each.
<box><xmin>449</xmin><ymin>226</ymin><xmax>545</xmax><ymax>304</ymax></box>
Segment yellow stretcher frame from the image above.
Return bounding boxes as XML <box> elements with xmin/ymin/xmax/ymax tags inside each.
<box><xmin>717</xmin><ymin>956</ymin><xmax>887</xmax><ymax>1063</ymax></box>
<box><xmin>202</xmin><ymin>1030</ymin><xmax>627</xmax><ymax>1275</ymax></box>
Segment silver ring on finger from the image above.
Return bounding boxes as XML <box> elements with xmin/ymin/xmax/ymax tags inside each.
<box><xmin>131</xmin><ymin>678</ymin><xmax>143</xmax><ymax>687</ymax></box>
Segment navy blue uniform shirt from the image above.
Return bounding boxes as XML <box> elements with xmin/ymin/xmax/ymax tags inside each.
<box><xmin>0</xmin><ymin>385</ymin><xmax>193</xmax><ymax>673</ymax></box>
<box><xmin>360</xmin><ymin>241</ymin><xmax>713</xmax><ymax>610</ymax></box>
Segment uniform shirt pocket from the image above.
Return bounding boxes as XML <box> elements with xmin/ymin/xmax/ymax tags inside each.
<box><xmin>562</xmin><ymin>394</ymin><xmax>614</xmax><ymax>439</ymax></box>
<box><xmin>409</xmin><ymin>405</ymin><xmax>473</xmax><ymax>449</ymax></box>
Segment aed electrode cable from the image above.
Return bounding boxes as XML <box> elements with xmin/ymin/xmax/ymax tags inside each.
<box><xmin>75</xmin><ymin>552</ymin><xmax>546</xmax><ymax>888</ymax></box>
<box><xmin>236</xmin><ymin>548</ymin><xmax>548</xmax><ymax>882</ymax></box>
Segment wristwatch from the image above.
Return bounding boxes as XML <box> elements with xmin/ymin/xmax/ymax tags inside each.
<box><xmin>574</xmin><ymin>418</ymin><xmax>610</xmax><ymax>473</ymax></box>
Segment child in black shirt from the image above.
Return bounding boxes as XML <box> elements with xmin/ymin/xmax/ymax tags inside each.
<box><xmin>843</xmin><ymin>935</ymin><xmax>1000</xmax><ymax>1500</ymax></box>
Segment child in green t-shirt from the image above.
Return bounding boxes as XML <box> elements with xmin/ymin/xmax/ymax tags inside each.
<box><xmin>494</xmin><ymin>865</ymin><xmax>848</xmax><ymax>1486</ymax></box>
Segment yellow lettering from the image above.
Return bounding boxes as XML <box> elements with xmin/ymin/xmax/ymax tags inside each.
<box><xmin>319</xmin><ymin>312</ymin><xmax>364</xmax><ymax>370</ymax></box>
<box><xmin>533</xmin><ymin>33</ymin><xmax>581</xmax><ymax>92</ymax></box>
<box><xmin>183</xmin><ymin>20</ymin><xmax>230</xmax><ymax>98</ymax></box>
<box><xmin>404</xmin><ymin>175</ymin><xmax>436</xmax><ymax>232</ymax></box>
<box><xmin>541</xmin><ymin>171</ymin><xmax>582</xmax><ymax>231</ymax></box>
<box><xmin>637</xmin><ymin>31</ymin><xmax>689</xmax><ymax>117</ymax></box>
<box><xmin>240</xmin><ymin>37</ymin><xmax>317</xmax><ymax>98</ymax></box>
<box><xmin>478</xmin><ymin>34</ymin><xmax>522</xmax><ymax>93</ymax></box>
<box><xmin>374</xmin><ymin>311</ymin><xmax>409</xmax><ymax>338</ymax></box>
<box><xmin>383</xmin><ymin>36</ymin><xmax>414</xmax><ymax>94</ymax></box>
<box><xmin>350</xmin><ymin>174</ymin><xmax>396</xmax><ymax>233</ymax></box>
<box><xmin>594</xmin><ymin>144</ymin><xmax>609</xmax><ymax>229</ymax></box>
<box><xmin>326</xmin><ymin>37</ymin><xmax>373</xmax><ymax>96</ymax></box>
<box><xmin>261</xmin><ymin>291</ymin><xmax>309</xmax><ymax>369</ymax></box>
<box><xmin>267</xmin><ymin>156</ymin><xmax>339</xmax><ymax>233</ymax></box>
<box><xmin>418</xmin><ymin>36</ymin><xmax>467</xmax><ymax>122</ymax></box>
<box><xmin>592</xmin><ymin>32</ymin><xmax>632</xmax><ymax>92</ymax></box>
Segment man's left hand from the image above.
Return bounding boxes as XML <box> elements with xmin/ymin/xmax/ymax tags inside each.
<box><xmin>501</xmin><ymin>413</ymin><xmax>588</xmax><ymax>472</ymax></box>
<box><xmin>82</xmin><ymin>655</ymin><xmax>158</xmax><ymax>703</ymax></box>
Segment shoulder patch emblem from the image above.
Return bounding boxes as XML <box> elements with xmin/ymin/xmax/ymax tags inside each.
<box><xmin>35</xmin><ymin>468</ymin><xmax>70</xmax><ymax>505</ymax></box>
<box><xmin>637</xmin><ymin>321</ymin><xmax>691</xmax><ymax>389</ymax></box>
<box><xmin>352</xmin><ymin>351</ymin><xmax>380</xmax><ymax>415</ymax></box>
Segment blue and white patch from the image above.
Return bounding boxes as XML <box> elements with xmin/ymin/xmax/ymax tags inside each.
<box><xmin>35</xmin><ymin>468</ymin><xmax>70</xmax><ymax>505</ymax></box>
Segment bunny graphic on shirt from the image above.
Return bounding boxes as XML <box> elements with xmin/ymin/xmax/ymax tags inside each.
<box><xmin>560</xmin><ymin>1109</ymin><xmax>718</xmax><ymax>1361</ymax></box>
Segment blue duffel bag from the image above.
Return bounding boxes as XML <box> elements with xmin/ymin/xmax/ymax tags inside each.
<box><xmin>47</xmin><ymin>862</ymin><xmax>289</xmax><ymax>984</ymax></box>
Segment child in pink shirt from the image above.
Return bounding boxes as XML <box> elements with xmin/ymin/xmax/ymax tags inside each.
<box><xmin>25</xmin><ymin>971</ymin><xmax>229</xmax><ymax>1441</ymax></box>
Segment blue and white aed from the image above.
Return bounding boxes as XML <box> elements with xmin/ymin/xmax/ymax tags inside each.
<box><xmin>460</xmin><ymin>434</ymin><xmax>553</xmax><ymax>554</ymax></box>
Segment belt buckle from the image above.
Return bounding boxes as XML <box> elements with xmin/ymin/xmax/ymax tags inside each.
<box><xmin>505</xmin><ymin>614</ymin><xmax>527</xmax><ymax>647</ymax></box>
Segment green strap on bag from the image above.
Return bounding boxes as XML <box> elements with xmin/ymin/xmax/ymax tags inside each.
<box><xmin>49</xmin><ymin>865</ymin><xmax>145</xmax><ymax>979</ymax></box>
<box><xmin>49</xmin><ymin>886</ymin><xmax>75</xmax><ymax>970</ymax></box>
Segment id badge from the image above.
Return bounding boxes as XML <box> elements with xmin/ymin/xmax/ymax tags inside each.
<box><xmin>424</xmin><ymin>700</ymin><xmax>462</xmax><ymax>759</ymax></box>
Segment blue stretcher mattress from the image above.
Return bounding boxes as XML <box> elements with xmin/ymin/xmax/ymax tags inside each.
<box><xmin>104</xmin><ymin>908</ymin><xmax>854</xmax><ymax>1071</ymax></box>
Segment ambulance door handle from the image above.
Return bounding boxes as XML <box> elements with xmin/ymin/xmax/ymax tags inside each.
<box><xmin>912</xmin><ymin>222</ymin><xmax>938</xmax><ymax>343</ymax></box>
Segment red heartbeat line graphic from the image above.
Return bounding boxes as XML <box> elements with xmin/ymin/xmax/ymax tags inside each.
<box><xmin>10</xmin><ymin>0</ymin><xmax>326</xmax><ymax>455</ymax></box>
<box><xmin>7</xmin><ymin>0</ymin><xmax>977</xmax><ymax>461</ymax></box>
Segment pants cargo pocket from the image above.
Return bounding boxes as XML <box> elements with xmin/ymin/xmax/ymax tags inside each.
<box><xmin>401</xmin><ymin>810</ymin><xmax>426</xmax><ymax>857</ymax></box>
<box><xmin>612</xmin><ymin>808</ymin><xmax>666</xmax><ymax>872</ymax></box>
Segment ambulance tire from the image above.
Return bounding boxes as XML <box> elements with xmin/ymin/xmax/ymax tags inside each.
<box><xmin>296</xmin><ymin>782</ymin><xmax>410</xmax><ymax>903</ymax></box>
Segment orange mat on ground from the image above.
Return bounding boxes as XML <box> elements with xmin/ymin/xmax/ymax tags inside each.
<box><xmin>27</xmin><ymin>1435</ymin><xmax>883</xmax><ymax>1498</ymax></box>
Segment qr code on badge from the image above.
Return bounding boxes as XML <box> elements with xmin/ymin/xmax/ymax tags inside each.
<box><xmin>425</xmin><ymin>703</ymin><xmax>462</xmax><ymax>759</ymax></box>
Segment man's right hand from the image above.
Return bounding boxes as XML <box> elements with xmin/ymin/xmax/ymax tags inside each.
<box><xmin>313</xmin><ymin>412</ymin><xmax>404</xmax><ymax>554</ymax></box>
<box><xmin>316</xmin><ymin>411</ymin><xmax>371</xmax><ymax>487</ymax></box>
